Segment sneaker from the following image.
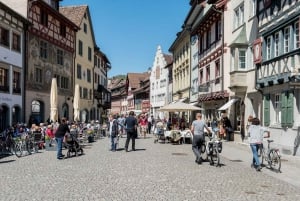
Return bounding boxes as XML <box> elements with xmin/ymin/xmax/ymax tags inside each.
<box><xmin>256</xmin><ymin>166</ymin><xmax>262</xmax><ymax>171</ymax></box>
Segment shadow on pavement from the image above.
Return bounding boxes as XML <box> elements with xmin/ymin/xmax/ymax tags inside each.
<box><xmin>0</xmin><ymin>159</ymin><xmax>16</xmax><ymax>164</ymax></box>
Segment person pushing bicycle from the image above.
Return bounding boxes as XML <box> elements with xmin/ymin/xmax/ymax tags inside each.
<box><xmin>191</xmin><ymin>113</ymin><xmax>212</xmax><ymax>164</ymax></box>
<box><xmin>248</xmin><ymin>117</ymin><xmax>270</xmax><ymax>171</ymax></box>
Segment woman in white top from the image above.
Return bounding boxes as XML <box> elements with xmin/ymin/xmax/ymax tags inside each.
<box><xmin>248</xmin><ymin>118</ymin><xmax>270</xmax><ymax>171</ymax></box>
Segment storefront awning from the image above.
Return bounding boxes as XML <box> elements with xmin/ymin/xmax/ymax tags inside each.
<box><xmin>218</xmin><ymin>99</ymin><xmax>238</xmax><ymax>111</ymax></box>
<box><xmin>189</xmin><ymin>102</ymin><xmax>198</xmax><ymax>106</ymax></box>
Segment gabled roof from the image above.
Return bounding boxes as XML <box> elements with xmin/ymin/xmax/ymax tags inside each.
<box><xmin>60</xmin><ymin>5</ymin><xmax>97</xmax><ymax>47</ymax></box>
<box><xmin>127</xmin><ymin>73</ymin><xmax>149</xmax><ymax>90</ymax></box>
<box><xmin>59</xmin><ymin>5</ymin><xmax>87</xmax><ymax>27</ymax></box>
<box><xmin>163</xmin><ymin>54</ymin><xmax>173</xmax><ymax>66</ymax></box>
<box><xmin>108</xmin><ymin>78</ymin><xmax>126</xmax><ymax>90</ymax></box>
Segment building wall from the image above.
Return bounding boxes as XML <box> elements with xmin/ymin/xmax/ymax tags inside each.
<box><xmin>150</xmin><ymin>46</ymin><xmax>169</xmax><ymax>119</ymax></box>
<box><xmin>1</xmin><ymin>0</ymin><xmax>28</xmax><ymax>17</ymax></box>
<box><xmin>256</xmin><ymin>0</ymin><xmax>300</xmax><ymax>155</ymax></box>
<box><xmin>0</xmin><ymin>2</ymin><xmax>27</xmax><ymax>131</ymax></box>
<box><xmin>172</xmin><ymin>34</ymin><xmax>190</xmax><ymax>101</ymax></box>
<box><xmin>74</xmin><ymin>7</ymin><xmax>95</xmax><ymax>122</ymax></box>
<box><xmin>0</xmin><ymin>8</ymin><xmax>25</xmax><ymax>129</ymax></box>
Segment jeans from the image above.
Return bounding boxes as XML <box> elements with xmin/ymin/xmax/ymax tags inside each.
<box><xmin>56</xmin><ymin>137</ymin><xmax>63</xmax><ymax>158</ymax></box>
<box><xmin>110</xmin><ymin>135</ymin><xmax>117</xmax><ymax>151</ymax></box>
<box><xmin>250</xmin><ymin>143</ymin><xmax>260</xmax><ymax>167</ymax></box>
<box><xmin>192</xmin><ymin>135</ymin><xmax>205</xmax><ymax>161</ymax></box>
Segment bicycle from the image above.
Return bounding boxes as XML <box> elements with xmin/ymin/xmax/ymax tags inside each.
<box><xmin>258</xmin><ymin>139</ymin><xmax>281</xmax><ymax>172</ymax></box>
<box><xmin>14</xmin><ymin>133</ymin><xmax>37</xmax><ymax>157</ymax></box>
<box><xmin>200</xmin><ymin>134</ymin><xmax>222</xmax><ymax>167</ymax></box>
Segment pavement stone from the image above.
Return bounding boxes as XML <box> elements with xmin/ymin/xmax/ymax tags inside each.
<box><xmin>0</xmin><ymin>135</ymin><xmax>299</xmax><ymax>201</ymax></box>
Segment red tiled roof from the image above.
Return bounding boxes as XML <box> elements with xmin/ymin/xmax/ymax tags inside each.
<box><xmin>59</xmin><ymin>5</ymin><xmax>87</xmax><ymax>27</ymax></box>
<box><xmin>127</xmin><ymin>72</ymin><xmax>149</xmax><ymax>89</ymax></box>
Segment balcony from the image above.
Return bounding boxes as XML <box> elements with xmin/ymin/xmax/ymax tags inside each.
<box><xmin>229</xmin><ymin>71</ymin><xmax>247</xmax><ymax>93</ymax></box>
<box><xmin>95</xmin><ymin>84</ymin><xmax>111</xmax><ymax>109</ymax></box>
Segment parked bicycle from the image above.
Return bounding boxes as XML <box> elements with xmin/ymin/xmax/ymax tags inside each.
<box><xmin>258</xmin><ymin>139</ymin><xmax>281</xmax><ymax>172</ymax></box>
<box><xmin>0</xmin><ymin>130</ymin><xmax>17</xmax><ymax>156</ymax></box>
<box><xmin>14</xmin><ymin>132</ymin><xmax>37</xmax><ymax>157</ymax></box>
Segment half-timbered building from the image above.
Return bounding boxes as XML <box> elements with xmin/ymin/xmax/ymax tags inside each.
<box><xmin>256</xmin><ymin>0</ymin><xmax>300</xmax><ymax>155</ymax></box>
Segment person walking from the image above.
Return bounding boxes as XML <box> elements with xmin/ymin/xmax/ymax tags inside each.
<box><xmin>147</xmin><ymin>114</ymin><xmax>152</xmax><ymax>134</ymax></box>
<box><xmin>124</xmin><ymin>111</ymin><xmax>138</xmax><ymax>152</ymax></box>
<box><xmin>108</xmin><ymin>114</ymin><xmax>119</xmax><ymax>152</ymax></box>
<box><xmin>248</xmin><ymin>117</ymin><xmax>270</xmax><ymax>171</ymax></box>
<box><xmin>54</xmin><ymin>118</ymin><xmax>70</xmax><ymax>160</ymax></box>
<box><xmin>191</xmin><ymin>113</ymin><xmax>211</xmax><ymax>164</ymax></box>
<box><xmin>117</xmin><ymin>114</ymin><xmax>126</xmax><ymax>137</ymax></box>
<box><xmin>139</xmin><ymin>114</ymin><xmax>148</xmax><ymax>138</ymax></box>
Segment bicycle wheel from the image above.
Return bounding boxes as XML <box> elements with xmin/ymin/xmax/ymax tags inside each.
<box><xmin>268</xmin><ymin>150</ymin><xmax>281</xmax><ymax>171</ymax></box>
<box><xmin>14</xmin><ymin>143</ymin><xmax>23</xmax><ymax>158</ymax></box>
<box><xmin>200</xmin><ymin>143</ymin><xmax>208</xmax><ymax>161</ymax></box>
<box><xmin>210</xmin><ymin>144</ymin><xmax>220</xmax><ymax>166</ymax></box>
<box><xmin>27</xmin><ymin>141</ymin><xmax>37</xmax><ymax>154</ymax></box>
<box><xmin>258</xmin><ymin>146</ymin><xmax>265</xmax><ymax>166</ymax></box>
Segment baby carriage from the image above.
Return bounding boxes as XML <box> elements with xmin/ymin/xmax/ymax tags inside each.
<box><xmin>154</xmin><ymin>122</ymin><xmax>166</xmax><ymax>143</ymax></box>
<box><xmin>64</xmin><ymin>132</ymin><xmax>83</xmax><ymax>158</ymax></box>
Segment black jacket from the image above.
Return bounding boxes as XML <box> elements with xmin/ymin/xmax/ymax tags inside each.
<box><xmin>55</xmin><ymin>123</ymin><xmax>70</xmax><ymax>138</ymax></box>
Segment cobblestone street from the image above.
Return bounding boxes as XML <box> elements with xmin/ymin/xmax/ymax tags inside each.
<box><xmin>1</xmin><ymin>136</ymin><xmax>300</xmax><ymax>201</ymax></box>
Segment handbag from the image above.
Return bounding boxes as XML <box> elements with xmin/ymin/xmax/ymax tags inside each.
<box><xmin>226</xmin><ymin>127</ymin><xmax>234</xmax><ymax>133</ymax></box>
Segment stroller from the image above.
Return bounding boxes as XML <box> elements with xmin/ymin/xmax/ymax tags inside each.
<box><xmin>154</xmin><ymin>122</ymin><xmax>166</xmax><ymax>143</ymax></box>
<box><xmin>64</xmin><ymin>132</ymin><xmax>83</xmax><ymax>158</ymax></box>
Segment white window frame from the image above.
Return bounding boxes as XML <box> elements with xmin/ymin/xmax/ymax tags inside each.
<box><xmin>284</xmin><ymin>26</ymin><xmax>290</xmax><ymax>53</ymax></box>
<box><xmin>238</xmin><ymin>49</ymin><xmax>246</xmax><ymax>69</ymax></box>
<box><xmin>266</xmin><ymin>36</ymin><xmax>271</xmax><ymax>59</ymax></box>
<box><xmin>295</xmin><ymin>21</ymin><xmax>299</xmax><ymax>49</ymax></box>
<box><xmin>274</xmin><ymin>93</ymin><xmax>281</xmax><ymax>125</ymax></box>
<box><xmin>234</xmin><ymin>4</ymin><xmax>244</xmax><ymax>29</ymax></box>
<box><xmin>274</xmin><ymin>32</ymin><xmax>280</xmax><ymax>57</ymax></box>
<box><xmin>250</xmin><ymin>0</ymin><xmax>256</xmax><ymax>17</ymax></box>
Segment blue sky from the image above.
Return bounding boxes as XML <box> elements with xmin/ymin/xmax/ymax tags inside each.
<box><xmin>61</xmin><ymin>0</ymin><xmax>190</xmax><ymax>77</ymax></box>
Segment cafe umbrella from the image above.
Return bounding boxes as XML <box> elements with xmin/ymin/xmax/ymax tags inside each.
<box><xmin>73</xmin><ymin>84</ymin><xmax>80</xmax><ymax>122</ymax></box>
<box><xmin>50</xmin><ymin>78</ymin><xmax>58</xmax><ymax>122</ymax></box>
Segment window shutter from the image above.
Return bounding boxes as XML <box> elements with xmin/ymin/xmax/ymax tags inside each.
<box><xmin>281</xmin><ymin>92</ymin><xmax>287</xmax><ymax>127</ymax></box>
<box><xmin>264</xmin><ymin>94</ymin><xmax>270</xmax><ymax>126</ymax></box>
<box><xmin>281</xmin><ymin>91</ymin><xmax>294</xmax><ymax>128</ymax></box>
<box><xmin>286</xmin><ymin>91</ymin><xmax>294</xmax><ymax>127</ymax></box>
